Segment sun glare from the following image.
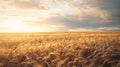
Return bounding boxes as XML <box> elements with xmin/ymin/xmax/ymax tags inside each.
<box><xmin>8</xmin><ymin>19</ymin><xmax>26</xmax><ymax>32</ymax></box>
<box><xmin>5</xmin><ymin>19</ymin><xmax>57</xmax><ymax>32</ymax></box>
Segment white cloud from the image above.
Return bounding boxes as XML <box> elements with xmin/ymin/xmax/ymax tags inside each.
<box><xmin>97</xmin><ymin>27</ymin><xmax>120</xmax><ymax>31</ymax></box>
<box><xmin>68</xmin><ymin>28</ymin><xmax>100</xmax><ymax>32</ymax></box>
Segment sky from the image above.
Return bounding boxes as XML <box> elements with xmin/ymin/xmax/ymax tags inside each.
<box><xmin>0</xmin><ymin>0</ymin><xmax>120</xmax><ymax>32</ymax></box>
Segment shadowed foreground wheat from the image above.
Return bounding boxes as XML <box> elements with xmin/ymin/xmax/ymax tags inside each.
<box><xmin>0</xmin><ymin>32</ymin><xmax>120</xmax><ymax>67</ymax></box>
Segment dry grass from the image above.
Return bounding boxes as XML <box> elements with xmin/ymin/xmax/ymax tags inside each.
<box><xmin>0</xmin><ymin>32</ymin><xmax>120</xmax><ymax>67</ymax></box>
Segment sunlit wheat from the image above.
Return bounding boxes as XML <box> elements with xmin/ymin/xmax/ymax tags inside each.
<box><xmin>0</xmin><ymin>32</ymin><xmax>120</xmax><ymax>67</ymax></box>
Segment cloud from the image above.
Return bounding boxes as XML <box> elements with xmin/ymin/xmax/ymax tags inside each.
<box><xmin>0</xmin><ymin>0</ymin><xmax>47</xmax><ymax>10</ymax></box>
<box><xmin>97</xmin><ymin>27</ymin><xmax>120</xmax><ymax>32</ymax></box>
<box><xmin>88</xmin><ymin>0</ymin><xmax>120</xmax><ymax>23</ymax></box>
<box><xmin>44</xmin><ymin>14</ymin><xmax>108</xmax><ymax>29</ymax></box>
<box><xmin>68</xmin><ymin>28</ymin><xmax>99</xmax><ymax>32</ymax></box>
<box><xmin>61</xmin><ymin>0</ymin><xmax>120</xmax><ymax>23</ymax></box>
<box><xmin>0</xmin><ymin>0</ymin><xmax>120</xmax><ymax>32</ymax></box>
<box><xmin>69</xmin><ymin>27</ymin><xmax>120</xmax><ymax>32</ymax></box>
<box><xmin>42</xmin><ymin>13</ymin><xmax>120</xmax><ymax>32</ymax></box>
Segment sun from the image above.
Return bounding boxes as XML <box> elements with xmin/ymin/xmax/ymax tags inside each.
<box><xmin>5</xmin><ymin>19</ymin><xmax>56</xmax><ymax>32</ymax></box>
<box><xmin>9</xmin><ymin>19</ymin><xmax>26</xmax><ymax>32</ymax></box>
<box><xmin>12</xmin><ymin>22</ymin><xmax>23</xmax><ymax>30</ymax></box>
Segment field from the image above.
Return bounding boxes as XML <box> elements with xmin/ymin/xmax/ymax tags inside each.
<box><xmin>0</xmin><ymin>32</ymin><xmax>120</xmax><ymax>67</ymax></box>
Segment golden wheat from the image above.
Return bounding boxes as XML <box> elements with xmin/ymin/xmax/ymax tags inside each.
<box><xmin>0</xmin><ymin>32</ymin><xmax>120</xmax><ymax>67</ymax></box>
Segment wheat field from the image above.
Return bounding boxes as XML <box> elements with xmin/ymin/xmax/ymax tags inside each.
<box><xmin>0</xmin><ymin>32</ymin><xmax>120</xmax><ymax>67</ymax></box>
